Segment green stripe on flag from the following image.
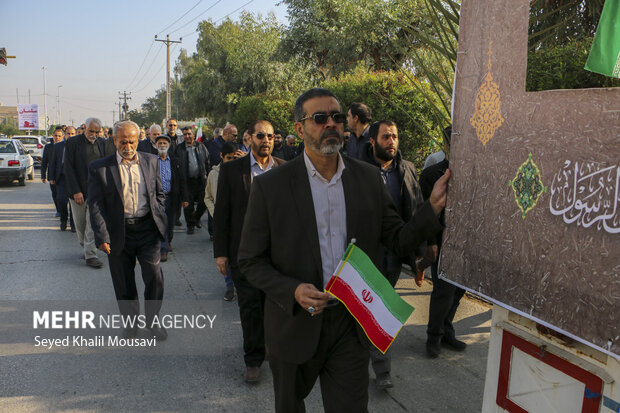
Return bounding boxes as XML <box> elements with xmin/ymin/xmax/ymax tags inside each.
<box><xmin>585</xmin><ymin>0</ymin><xmax>620</xmax><ymax>78</ymax></box>
<box><xmin>344</xmin><ymin>244</ymin><xmax>414</xmax><ymax>324</ymax></box>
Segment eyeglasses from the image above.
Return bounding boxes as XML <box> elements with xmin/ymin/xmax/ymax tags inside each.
<box><xmin>254</xmin><ymin>132</ymin><xmax>274</xmax><ymax>140</ymax></box>
<box><xmin>168</xmin><ymin>124</ymin><xmax>177</xmax><ymax>127</ymax></box>
<box><xmin>299</xmin><ymin>112</ymin><xmax>347</xmax><ymax>124</ymax></box>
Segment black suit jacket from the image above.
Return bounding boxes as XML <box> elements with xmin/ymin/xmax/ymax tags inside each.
<box><xmin>163</xmin><ymin>155</ymin><xmax>188</xmax><ymax>205</ymax></box>
<box><xmin>88</xmin><ymin>153</ymin><xmax>167</xmax><ymax>254</ymax></box>
<box><xmin>48</xmin><ymin>140</ymin><xmax>66</xmax><ymax>183</ymax></box>
<box><xmin>137</xmin><ymin>139</ymin><xmax>159</xmax><ymax>156</ymax></box>
<box><xmin>175</xmin><ymin>141</ymin><xmax>210</xmax><ymax>189</ymax></box>
<box><xmin>213</xmin><ymin>154</ymin><xmax>286</xmax><ymax>265</ymax></box>
<box><xmin>237</xmin><ymin>155</ymin><xmax>443</xmax><ymax>364</ymax></box>
<box><xmin>40</xmin><ymin>143</ymin><xmax>55</xmax><ymax>180</ymax></box>
<box><xmin>64</xmin><ymin>134</ymin><xmax>115</xmax><ymax>199</ymax></box>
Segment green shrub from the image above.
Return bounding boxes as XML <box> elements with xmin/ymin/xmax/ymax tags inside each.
<box><xmin>232</xmin><ymin>94</ymin><xmax>296</xmax><ymax>136</ymax></box>
<box><xmin>527</xmin><ymin>38</ymin><xmax>620</xmax><ymax>91</ymax></box>
<box><xmin>231</xmin><ymin>70</ymin><xmax>445</xmax><ymax>169</ymax></box>
<box><xmin>323</xmin><ymin>70</ymin><xmax>445</xmax><ymax>169</ymax></box>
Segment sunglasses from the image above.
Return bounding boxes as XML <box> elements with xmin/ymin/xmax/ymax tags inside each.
<box><xmin>254</xmin><ymin>132</ymin><xmax>274</xmax><ymax>140</ymax></box>
<box><xmin>299</xmin><ymin>112</ymin><xmax>347</xmax><ymax>124</ymax></box>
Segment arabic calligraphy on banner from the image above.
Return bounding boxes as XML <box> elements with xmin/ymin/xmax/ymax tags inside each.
<box><xmin>549</xmin><ymin>160</ymin><xmax>620</xmax><ymax>233</ymax></box>
<box><xmin>17</xmin><ymin>104</ymin><xmax>39</xmax><ymax>130</ymax></box>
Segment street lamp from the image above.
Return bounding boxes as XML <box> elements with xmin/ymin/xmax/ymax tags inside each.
<box><xmin>42</xmin><ymin>66</ymin><xmax>48</xmax><ymax>134</ymax></box>
<box><xmin>57</xmin><ymin>85</ymin><xmax>63</xmax><ymax>125</ymax></box>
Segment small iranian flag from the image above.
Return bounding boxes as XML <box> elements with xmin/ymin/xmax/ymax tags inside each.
<box><xmin>196</xmin><ymin>119</ymin><xmax>203</xmax><ymax>141</ymax></box>
<box><xmin>585</xmin><ymin>0</ymin><xmax>620</xmax><ymax>78</ymax></box>
<box><xmin>325</xmin><ymin>243</ymin><xmax>414</xmax><ymax>354</ymax></box>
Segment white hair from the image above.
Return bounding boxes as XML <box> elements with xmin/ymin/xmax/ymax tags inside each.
<box><xmin>149</xmin><ymin>124</ymin><xmax>162</xmax><ymax>134</ymax></box>
<box><xmin>113</xmin><ymin>120</ymin><xmax>140</xmax><ymax>137</ymax></box>
<box><xmin>84</xmin><ymin>117</ymin><xmax>102</xmax><ymax>129</ymax></box>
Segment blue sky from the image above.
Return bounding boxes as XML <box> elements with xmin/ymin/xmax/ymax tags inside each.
<box><xmin>0</xmin><ymin>0</ymin><xmax>288</xmax><ymax>127</ymax></box>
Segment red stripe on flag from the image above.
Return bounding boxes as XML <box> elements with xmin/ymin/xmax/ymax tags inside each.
<box><xmin>328</xmin><ymin>276</ymin><xmax>394</xmax><ymax>352</ymax></box>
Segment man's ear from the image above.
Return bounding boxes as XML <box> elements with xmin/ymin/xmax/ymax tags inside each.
<box><xmin>294</xmin><ymin>122</ymin><xmax>304</xmax><ymax>140</ymax></box>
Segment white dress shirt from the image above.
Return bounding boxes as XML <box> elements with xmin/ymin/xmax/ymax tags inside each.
<box><xmin>116</xmin><ymin>152</ymin><xmax>149</xmax><ymax>219</ymax></box>
<box><xmin>249</xmin><ymin>151</ymin><xmax>275</xmax><ymax>182</ymax></box>
<box><xmin>303</xmin><ymin>151</ymin><xmax>347</xmax><ymax>287</ymax></box>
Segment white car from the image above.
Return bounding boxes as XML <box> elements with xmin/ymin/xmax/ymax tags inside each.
<box><xmin>0</xmin><ymin>138</ymin><xmax>35</xmax><ymax>185</ymax></box>
<box><xmin>12</xmin><ymin>135</ymin><xmax>46</xmax><ymax>166</ymax></box>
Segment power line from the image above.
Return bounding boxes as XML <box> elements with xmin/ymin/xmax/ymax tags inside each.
<box><xmin>130</xmin><ymin>44</ymin><xmax>166</xmax><ymax>92</ymax></box>
<box><xmin>169</xmin><ymin>0</ymin><xmax>224</xmax><ymax>35</ymax></box>
<box><xmin>125</xmin><ymin>40</ymin><xmax>156</xmax><ymax>91</ymax></box>
<box><xmin>60</xmin><ymin>99</ymin><xmax>108</xmax><ymax>113</ymax></box>
<box><xmin>156</xmin><ymin>0</ymin><xmax>203</xmax><ymax>37</ymax></box>
<box><xmin>133</xmin><ymin>44</ymin><xmax>180</xmax><ymax>94</ymax></box>
<box><xmin>179</xmin><ymin>0</ymin><xmax>255</xmax><ymax>38</ymax></box>
<box><xmin>215</xmin><ymin>0</ymin><xmax>255</xmax><ymax>23</ymax></box>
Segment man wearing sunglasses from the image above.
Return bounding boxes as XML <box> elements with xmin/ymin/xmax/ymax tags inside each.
<box><xmin>214</xmin><ymin>119</ymin><xmax>286</xmax><ymax>384</ymax></box>
<box><xmin>238</xmin><ymin>88</ymin><xmax>450</xmax><ymax>412</ymax></box>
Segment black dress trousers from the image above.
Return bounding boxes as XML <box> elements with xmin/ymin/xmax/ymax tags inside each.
<box><xmin>107</xmin><ymin>215</ymin><xmax>164</xmax><ymax>324</ymax></box>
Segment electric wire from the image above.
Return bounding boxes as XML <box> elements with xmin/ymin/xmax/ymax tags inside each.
<box><xmin>179</xmin><ymin>0</ymin><xmax>255</xmax><ymax>38</ymax></box>
<box><xmin>156</xmin><ymin>0</ymin><xmax>204</xmax><ymax>37</ymax></box>
<box><xmin>168</xmin><ymin>0</ymin><xmax>224</xmax><ymax>35</ymax></box>
<box><xmin>130</xmin><ymin>44</ymin><xmax>166</xmax><ymax>93</ymax></box>
<box><xmin>125</xmin><ymin>40</ymin><xmax>156</xmax><ymax>91</ymax></box>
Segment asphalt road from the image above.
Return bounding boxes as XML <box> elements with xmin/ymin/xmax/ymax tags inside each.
<box><xmin>0</xmin><ymin>171</ymin><xmax>492</xmax><ymax>412</ymax></box>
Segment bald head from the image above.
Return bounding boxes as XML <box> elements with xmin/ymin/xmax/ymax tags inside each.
<box><xmin>222</xmin><ymin>124</ymin><xmax>238</xmax><ymax>142</ymax></box>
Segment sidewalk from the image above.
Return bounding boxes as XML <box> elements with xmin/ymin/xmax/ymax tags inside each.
<box><xmin>0</xmin><ymin>177</ymin><xmax>492</xmax><ymax>412</ymax></box>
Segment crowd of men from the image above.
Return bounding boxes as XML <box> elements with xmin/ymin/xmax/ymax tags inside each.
<box><xmin>39</xmin><ymin>88</ymin><xmax>464</xmax><ymax>413</ymax></box>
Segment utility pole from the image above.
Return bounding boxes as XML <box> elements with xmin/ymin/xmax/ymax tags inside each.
<box><xmin>16</xmin><ymin>88</ymin><xmax>19</xmax><ymax>104</ymax></box>
<box><xmin>112</xmin><ymin>109</ymin><xmax>116</xmax><ymax>124</ymax></box>
<box><xmin>42</xmin><ymin>66</ymin><xmax>48</xmax><ymax>134</ymax></box>
<box><xmin>154</xmin><ymin>34</ymin><xmax>182</xmax><ymax>121</ymax></box>
<box><xmin>118</xmin><ymin>91</ymin><xmax>131</xmax><ymax>120</ymax></box>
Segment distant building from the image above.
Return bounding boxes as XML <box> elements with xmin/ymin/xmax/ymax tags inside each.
<box><xmin>0</xmin><ymin>105</ymin><xmax>18</xmax><ymax>124</ymax></box>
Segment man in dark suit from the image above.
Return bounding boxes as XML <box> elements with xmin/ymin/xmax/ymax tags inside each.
<box><xmin>360</xmin><ymin>120</ymin><xmax>432</xmax><ymax>389</ymax></box>
<box><xmin>41</xmin><ymin>127</ymin><xmax>64</xmax><ymax>219</ymax></box>
<box><xmin>175</xmin><ymin>127</ymin><xmax>210</xmax><ymax>234</ymax></box>
<box><xmin>154</xmin><ymin>134</ymin><xmax>187</xmax><ymax>261</ymax></box>
<box><xmin>214</xmin><ymin>119</ymin><xmax>286</xmax><ymax>383</ymax></box>
<box><xmin>64</xmin><ymin>118</ymin><xmax>115</xmax><ymax>267</ymax></box>
<box><xmin>136</xmin><ymin>125</ymin><xmax>160</xmax><ymax>156</ymax></box>
<box><xmin>420</xmin><ymin>131</ymin><xmax>466</xmax><ymax>359</ymax></box>
<box><xmin>237</xmin><ymin>88</ymin><xmax>450</xmax><ymax>412</ymax></box>
<box><xmin>88</xmin><ymin>120</ymin><xmax>168</xmax><ymax>340</ymax></box>
<box><xmin>49</xmin><ymin>126</ymin><xmax>77</xmax><ymax>232</ymax></box>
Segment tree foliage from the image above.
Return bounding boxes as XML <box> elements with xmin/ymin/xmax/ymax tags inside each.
<box><xmin>279</xmin><ymin>0</ymin><xmax>427</xmax><ymax>79</ymax></box>
<box><xmin>528</xmin><ymin>0</ymin><xmax>605</xmax><ymax>50</ymax></box>
<box><xmin>323</xmin><ymin>70</ymin><xmax>443</xmax><ymax>168</ymax></box>
<box><xmin>527</xmin><ymin>37</ymin><xmax>620</xmax><ymax>90</ymax></box>
<box><xmin>173</xmin><ymin>11</ymin><xmax>312</xmax><ymax>125</ymax></box>
<box><xmin>232</xmin><ymin>94</ymin><xmax>297</xmax><ymax>136</ymax></box>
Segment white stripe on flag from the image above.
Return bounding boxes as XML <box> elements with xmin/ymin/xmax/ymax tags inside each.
<box><xmin>337</xmin><ymin>262</ymin><xmax>403</xmax><ymax>338</ymax></box>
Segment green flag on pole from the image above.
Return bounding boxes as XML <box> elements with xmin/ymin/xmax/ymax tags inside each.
<box><xmin>585</xmin><ymin>0</ymin><xmax>620</xmax><ymax>78</ymax></box>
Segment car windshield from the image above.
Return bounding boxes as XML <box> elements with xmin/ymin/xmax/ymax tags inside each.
<box><xmin>0</xmin><ymin>142</ymin><xmax>17</xmax><ymax>153</ymax></box>
<box><xmin>14</xmin><ymin>137</ymin><xmax>39</xmax><ymax>145</ymax></box>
